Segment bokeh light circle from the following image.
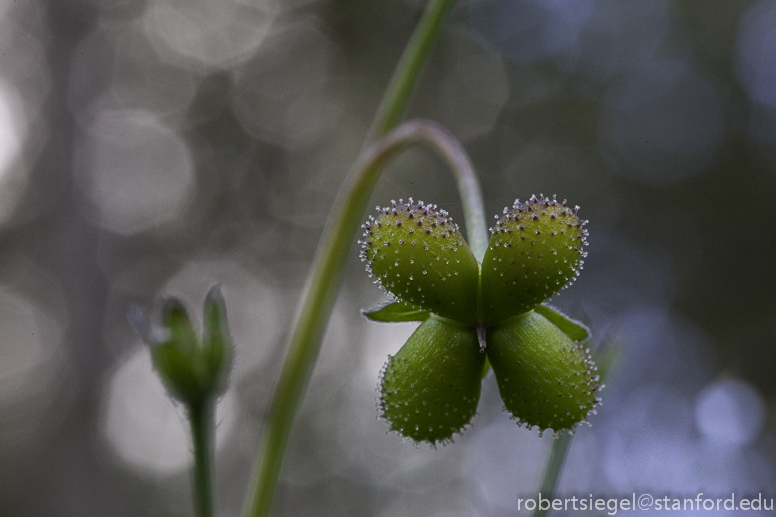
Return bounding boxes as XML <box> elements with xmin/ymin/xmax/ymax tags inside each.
<box><xmin>102</xmin><ymin>344</ymin><xmax>237</xmax><ymax>474</ymax></box>
<box><xmin>695</xmin><ymin>378</ymin><xmax>765</xmax><ymax>446</ymax></box>
<box><xmin>75</xmin><ymin>109</ymin><xmax>194</xmax><ymax>235</ymax></box>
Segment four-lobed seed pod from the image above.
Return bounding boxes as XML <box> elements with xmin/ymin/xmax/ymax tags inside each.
<box><xmin>360</xmin><ymin>199</ymin><xmax>480</xmax><ymax>324</ymax></box>
<box><xmin>486</xmin><ymin>311</ymin><xmax>600</xmax><ymax>432</ymax></box>
<box><xmin>379</xmin><ymin>317</ymin><xmax>485</xmax><ymax>444</ymax></box>
<box><xmin>481</xmin><ymin>195</ymin><xmax>588</xmax><ymax>324</ymax></box>
<box><xmin>362</xmin><ymin>195</ymin><xmax>599</xmax><ymax>445</ymax></box>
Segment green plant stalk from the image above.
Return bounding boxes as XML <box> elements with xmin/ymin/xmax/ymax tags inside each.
<box><xmin>242</xmin><ymin>2</ymin><xmax>459</xmax><ymax>516</ymax></box>
<box><xmin>243</xmin><ymin>117</ymin><xmax>484</xmax><ymax>517</ymax></box>
<box><xmin>189</xmin><ymin>399</ymin><xmax>215</xmax><ymax>517</ymax></box>
<box><xmin>532</xmin><ymin>432</ymin><xmax>572</xmax><ymax>517</ymax></box>
<box><xmin>366</xmin><ymin>0</ymin><xmax>457</xmax><ymax>142</ymax></box>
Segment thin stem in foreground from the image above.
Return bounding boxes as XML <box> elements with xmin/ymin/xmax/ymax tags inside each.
<box><xmin>365</xmin><ymin>0</ymin><xmax>457</xmax><ymax>142</ymax></box>
<box><xmin>242</xmin><ymin>0</ymin><xmax>458</xmax><ymax>514</ymax></box>
<box><xmin>242</xmin><ymin>118</ymin><xmax>483</xmax><ymax>517</ymax></box>
<box><xmin>189</xmin><ymin>400</ymin><xmax>215</xmax><ymax>517</ymax></box>
<box><xmin>532</xmin><ymin>433</ymin><xmax>573</xmax><ymax>517</ymax></box>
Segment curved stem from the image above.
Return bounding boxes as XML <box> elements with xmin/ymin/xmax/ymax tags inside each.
<box><xmin>243</xmin><ymin>119</ymin><xmax>483</xmax><ymax>517</ymax></box>
<box><xmin>242</xmin><ymin>1</ymin><xmax>459</xmax><ymax>515</ymax></box>
<box><xmin>399</xmin><ymin>121</ymin><xmax>488</xmax><ymax>260</ymax></box>
<box><xmin>189</xmin><ymin>400</ymin><xmax>215</xmax><ymax>517</ymax></box>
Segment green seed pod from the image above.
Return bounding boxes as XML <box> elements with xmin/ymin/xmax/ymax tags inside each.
<box><xmin>486</xmin><ymin>310</ymin><xmax>601</xmax><ymax>433</ymax></box>
<box><xmin>360</xmin><ymin>199</ymin><xmax>480</xmax><ymax>324</ymax></box>
<box><xmin>379</xmin><ymin>317</ymin><xmax>485</xmax><ymax>445</ymax></box>
<box><xmin>128</xmin><ymin>286</ymin><xmax>233</xmax><ymax>406</ymax></box>
<box><xmin>481</xmin><ymin>195</ymin><xmax>588</xmax><ymax>324</ymax></box>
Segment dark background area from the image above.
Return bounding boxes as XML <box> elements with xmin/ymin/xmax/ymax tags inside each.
<box><xmin>1</xmin><ymin>0</ymin><xmax>775</xmax><ymax>515</ymax></box>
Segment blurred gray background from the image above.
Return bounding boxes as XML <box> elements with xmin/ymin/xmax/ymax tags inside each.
<box><xmin>1</xmin><ymin>0</ymin><xmax>775</xmax><ymax>515</ymax></box>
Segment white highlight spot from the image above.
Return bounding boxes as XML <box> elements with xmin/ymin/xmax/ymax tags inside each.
<box><xmin>0</xmin><ymin>286</ymin><xmax>63</xmax><ymax>405</ymax></box>
<box><xmin>695</xmin><ymin>378</ymin><xmax>765</xmax><ymax>446</ymax></box>
<box><xmin>75</xmin><ymin>109</ymin><xmax>194</xmax><ymax>235</ymax></box>
<box><xmin>142</xmin><ymin>0</ymin><xmax>274</xmax><ymax>69</ymax></box>
<box><xmin>101</xmin><ymin>345</ymin><xmax>237</xmax><ymax>474</ymax></box>
<box><xmin>0</xmin><ymin>82</ymin><xmax>29</xmax><ymax>225</ymax></box>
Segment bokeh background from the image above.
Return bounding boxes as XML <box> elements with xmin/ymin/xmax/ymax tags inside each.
<box><xmin>1</xmin><ymin>0</ymin><xmax>775</xmax><ymax>515</ymax></box>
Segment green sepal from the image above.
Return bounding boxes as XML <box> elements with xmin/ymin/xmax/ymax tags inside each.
<box><xmin>160</xmin><ymin>298</ymin><xmax>198</xmax><ymax>353</ymax></box>
<box><xmin>362</xmin><ymin>300</ymin><xmax>430</xmax><ymax>323</ymax></box>
<box><xmin>533</xmin><ymin>304</ymin><xmax>590</xmax><ymax>342</ymax></box>
<box><xmin>486</xmin><ymin>311</ymin><xmax>601</xmax><ymax>433</ymax></box>
<box><xmin>151</xmin><ymin>340</ymin><xmax>204</xmax><ymax>404</ymax></box>
<box><xmin>379</xmin><ymin>317</ymin><xmax>485</xmax><ymax>444</ymax></box>
<box><xmin>202</xmin><ymin>285</ymin><xmax>232</xmax><ymax>396</ymax></box>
